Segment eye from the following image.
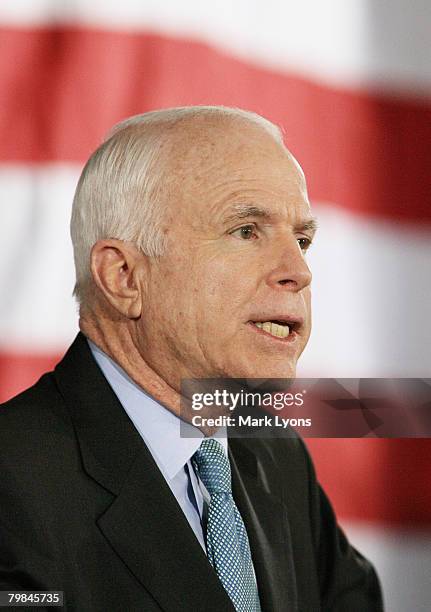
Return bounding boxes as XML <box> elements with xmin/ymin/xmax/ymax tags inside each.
<box><xmin>230</xmin><ymin>224</ymin><xmax>258</xmax><ymax>240</ymax></box>
<box><xmin>298</xmin><ymin>237</ymin><xmax>312</xmax><ymax>252</ymax></box>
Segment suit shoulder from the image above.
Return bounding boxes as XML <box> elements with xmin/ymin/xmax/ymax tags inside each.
<box><xmin>0</xmin><ymin>372</ymin><xmax>68</xmax><ymax>435</ymax></box>
<box><xmin>0</xmin><ymin>371</ymin><xmax>78</xmax><ymax>497</ymax></box>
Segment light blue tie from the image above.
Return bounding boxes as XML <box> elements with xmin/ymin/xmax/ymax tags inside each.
<box><xmin>192</xmin><ymin>438</ymin><xmax>261</xmax><ymax>612</ymax></box>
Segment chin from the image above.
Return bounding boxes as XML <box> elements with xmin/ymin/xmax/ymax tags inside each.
<box><xmin>229</xmin><ymin>361</ymin><xmax>297</xmax><ymax>381</ymax></box>
<box><xmin>255</xmin><ymin>368</ymin><xmax>297</xmax><ymax>380</ymax></box>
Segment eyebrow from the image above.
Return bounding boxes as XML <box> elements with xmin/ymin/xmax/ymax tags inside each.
<box><xmin>296</xmin><ymin>218</ymin><xmax>319</xmax><ymax>233</ymax></box>
<box><xmin>221</xmin><ymin>204</ymin><xmax>318</xmax><ymax>233</ymax></box>
<box><xmin>221</xmin><ymin>204</ymin><xmax>272</xmax><ymax>224</ymax></box>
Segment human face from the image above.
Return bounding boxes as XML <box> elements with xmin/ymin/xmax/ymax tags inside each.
<box><xmin>137</xmin><ymin>122</ymin><xmax>315</xmax><ymax>389</ymax></box>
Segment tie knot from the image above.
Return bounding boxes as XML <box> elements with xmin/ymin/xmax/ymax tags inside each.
<box><xmin>192</xmin><ymin>438</ymin><xmax>231</xmax><ymax>495</ymax></box>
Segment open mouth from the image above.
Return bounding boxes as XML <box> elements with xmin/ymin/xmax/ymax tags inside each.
<box><xmin>248</xmin><ymin>318</ymin><xmax>301</xmax><ymax>342</ymax></box>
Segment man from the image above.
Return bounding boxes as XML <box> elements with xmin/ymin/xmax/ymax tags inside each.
<box><xmin>0</xmin><ymin>107</ymin><xmax>383</xmax><ymax>611</ymax></box>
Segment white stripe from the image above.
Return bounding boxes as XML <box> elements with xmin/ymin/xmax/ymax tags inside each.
<box><xmin>1</xmin><ymin>165</ymin><xmax>430</xmax><ymax>379</ymax></box>
<box><xmin>0</xmin><ymin>164</ymin><xmax>79</xmax><ymax>351</ymax></box>
<box><xmin>343</xmin><ymin>521</ymin><xmax>431</xmax><ymax>612</ymax></box>
<box><xmin>298</xmin><ymin>203</ymin><xmax>431</xmax><ymax>378</ymax></box>
<box><xmin>1</xmin><ymin>1</ymin><xmax>430</xmax><ymax>94</ymax></box>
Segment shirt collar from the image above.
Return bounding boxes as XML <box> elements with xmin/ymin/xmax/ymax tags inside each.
<box><xmin>87</xmin><ymin>339</ymin><xmax>228</xmax><ymax>481</ymax></box>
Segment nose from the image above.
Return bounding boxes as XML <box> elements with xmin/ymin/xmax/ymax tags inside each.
<box><xmin>266</xmin><ymin>235</ymin><xmax>312</xmax><ymax>292</ymax></box>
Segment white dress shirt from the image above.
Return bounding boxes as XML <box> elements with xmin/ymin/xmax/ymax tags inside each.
<box><xmin>88</xmin><ymin>339</ymin><xmax>228</xmax><ymax>553</ymax></box>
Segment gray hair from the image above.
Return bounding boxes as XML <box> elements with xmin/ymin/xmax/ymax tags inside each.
<box><xmin>70</xmin><ymin>105</ymin><xmax>284</xmax><ymax>305</ymax></box>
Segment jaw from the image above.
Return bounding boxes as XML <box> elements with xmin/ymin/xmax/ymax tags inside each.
<box><xmin>213</xmin><ymin>345</ymin><xmax>299</xmax><ymax>380</ymax></box>
<box><xmin>203</xmin><ymin>321</ymin><xmax>307</xmax><ymax>378</ymax></box>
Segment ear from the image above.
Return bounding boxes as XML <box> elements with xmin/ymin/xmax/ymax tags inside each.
<box><xmin>90</xmin><ymin>239</ymin><xmax>145</xmax><ymax>318</ymax></box>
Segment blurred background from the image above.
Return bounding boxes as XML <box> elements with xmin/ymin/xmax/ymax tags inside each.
<box><xmin>0</xmin><ymin>1</ymin><xmax>430</xmax><ymax>609</ymax></box>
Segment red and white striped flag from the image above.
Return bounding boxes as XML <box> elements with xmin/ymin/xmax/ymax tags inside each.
<box><xmin>1</xmin><ymin>2</ymin><xmax>430</xmax><ymax>609</ymax></box>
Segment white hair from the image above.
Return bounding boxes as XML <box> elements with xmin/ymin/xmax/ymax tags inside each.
<box><xmin>70</xmin><ymin>105</ymin><xmax>284</xmax><ymax>305</ymax></box>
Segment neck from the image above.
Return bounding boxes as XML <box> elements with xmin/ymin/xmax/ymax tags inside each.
<box><xmin>80</xmin><ymin>306</ymin><xmax>182</xmax><ymax>414</ymax></box>
<box><xmin>79</xmin><ymin>306</ymin><xmax>218</xmax><ymax>436</ymax></box>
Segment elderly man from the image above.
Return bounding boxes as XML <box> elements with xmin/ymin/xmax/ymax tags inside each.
<box><xmin>0</xmin><ymin>107</ymin><xmax>383</xmax><ymax>611</ymax></box>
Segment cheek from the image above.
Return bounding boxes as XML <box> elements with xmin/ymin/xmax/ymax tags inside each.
<box><xmin>141</xmin><ymin>277</ymin><xmax>180</xmax><ymax>333</ymax></box>
<box><xmin>301</xmin><ymin>286</ymin><xmax>312</xmax><ymax>311</ymax></box>
<box><xmin>194</xmin><ymin>287</ymin><xmax>250</xmax><ymax>348</ymax></box>
<box><xmin>202</xmin><ymin>256</ymin><xmax>254</xmax><ymax>299</ymax></box>
<box><xmin>301</xmin><ymin>289</ymin><xmax>312</xmax><ymax>342</ymax></box>
<box><xmin>147</xmin><ymin>274</ymin><xmax>203</xmax><ymax>341</ymax></box>
<box><xmin>152</xmin><ymin>253</ymin><xmax>252</xmax><ymax>337</ymax></box>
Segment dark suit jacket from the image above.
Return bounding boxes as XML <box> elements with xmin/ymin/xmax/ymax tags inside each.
<box><xmin>0</xmin><ymin>333</ymin><xmax>383</xmax><ymax>611</ymax></box>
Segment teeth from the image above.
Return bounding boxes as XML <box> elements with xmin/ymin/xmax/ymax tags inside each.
<box><xmin>254</xmin><ymin>321</ymin><xmax>290</xmax><ymax>338</ymax></box>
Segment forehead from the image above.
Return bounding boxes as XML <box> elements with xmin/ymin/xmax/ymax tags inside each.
<box><xmin>163</xmin><ymin>118</ymin><xmax>309</xmax><ymax>222</ymax></box>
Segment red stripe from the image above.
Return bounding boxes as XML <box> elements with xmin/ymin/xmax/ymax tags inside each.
<box><xmin>0</xmin><ymin>351</ymin><xmax>62</xmax><ymax>404</ymax></box>
<box><xmin>1</xmin><ymin>350</ymin><xmax>431</xmax><ymax>526</ymax></box>
<box><xmin>306</xmin><ymin>439</ymin><xmax>431</xmax><ymax>528</ymax></box>
<box><xmin>1</xmin><ymin>26</ymin><xmax>430</xmax><ymax>223</ymax></box>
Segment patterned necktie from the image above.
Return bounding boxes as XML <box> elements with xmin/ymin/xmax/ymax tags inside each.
<box><xmin>192</xmin><ymin>438</ymin><xmax>261</xmax><ymax>612</ymax></box>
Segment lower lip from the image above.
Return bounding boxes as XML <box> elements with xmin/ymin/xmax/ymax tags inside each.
<box><xmin>247</xmin><ymin>322</ymin><xmax>299</xmax><ymax>344</ymax></box>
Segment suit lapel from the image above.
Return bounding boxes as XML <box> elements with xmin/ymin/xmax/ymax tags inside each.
<box><xmin>229</xmin><ymin>438</ymin><xmax>298</xmax><ymax>612</ymax></box>
<box><xmin>97</xmin><ymin>444</ymin><xmax>235</xmax><ymax>612</ymax></box>
<box><xmin>54</xmin><ymin>334</ymin><xmax>234</xmax><ymax>612</ymax></box>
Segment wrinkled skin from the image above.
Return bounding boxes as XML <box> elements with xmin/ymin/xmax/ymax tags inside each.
<box><xmin>82</xmin><ymin>116</ymin><xmax>316</xmax><ymax>420</ymax></box>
